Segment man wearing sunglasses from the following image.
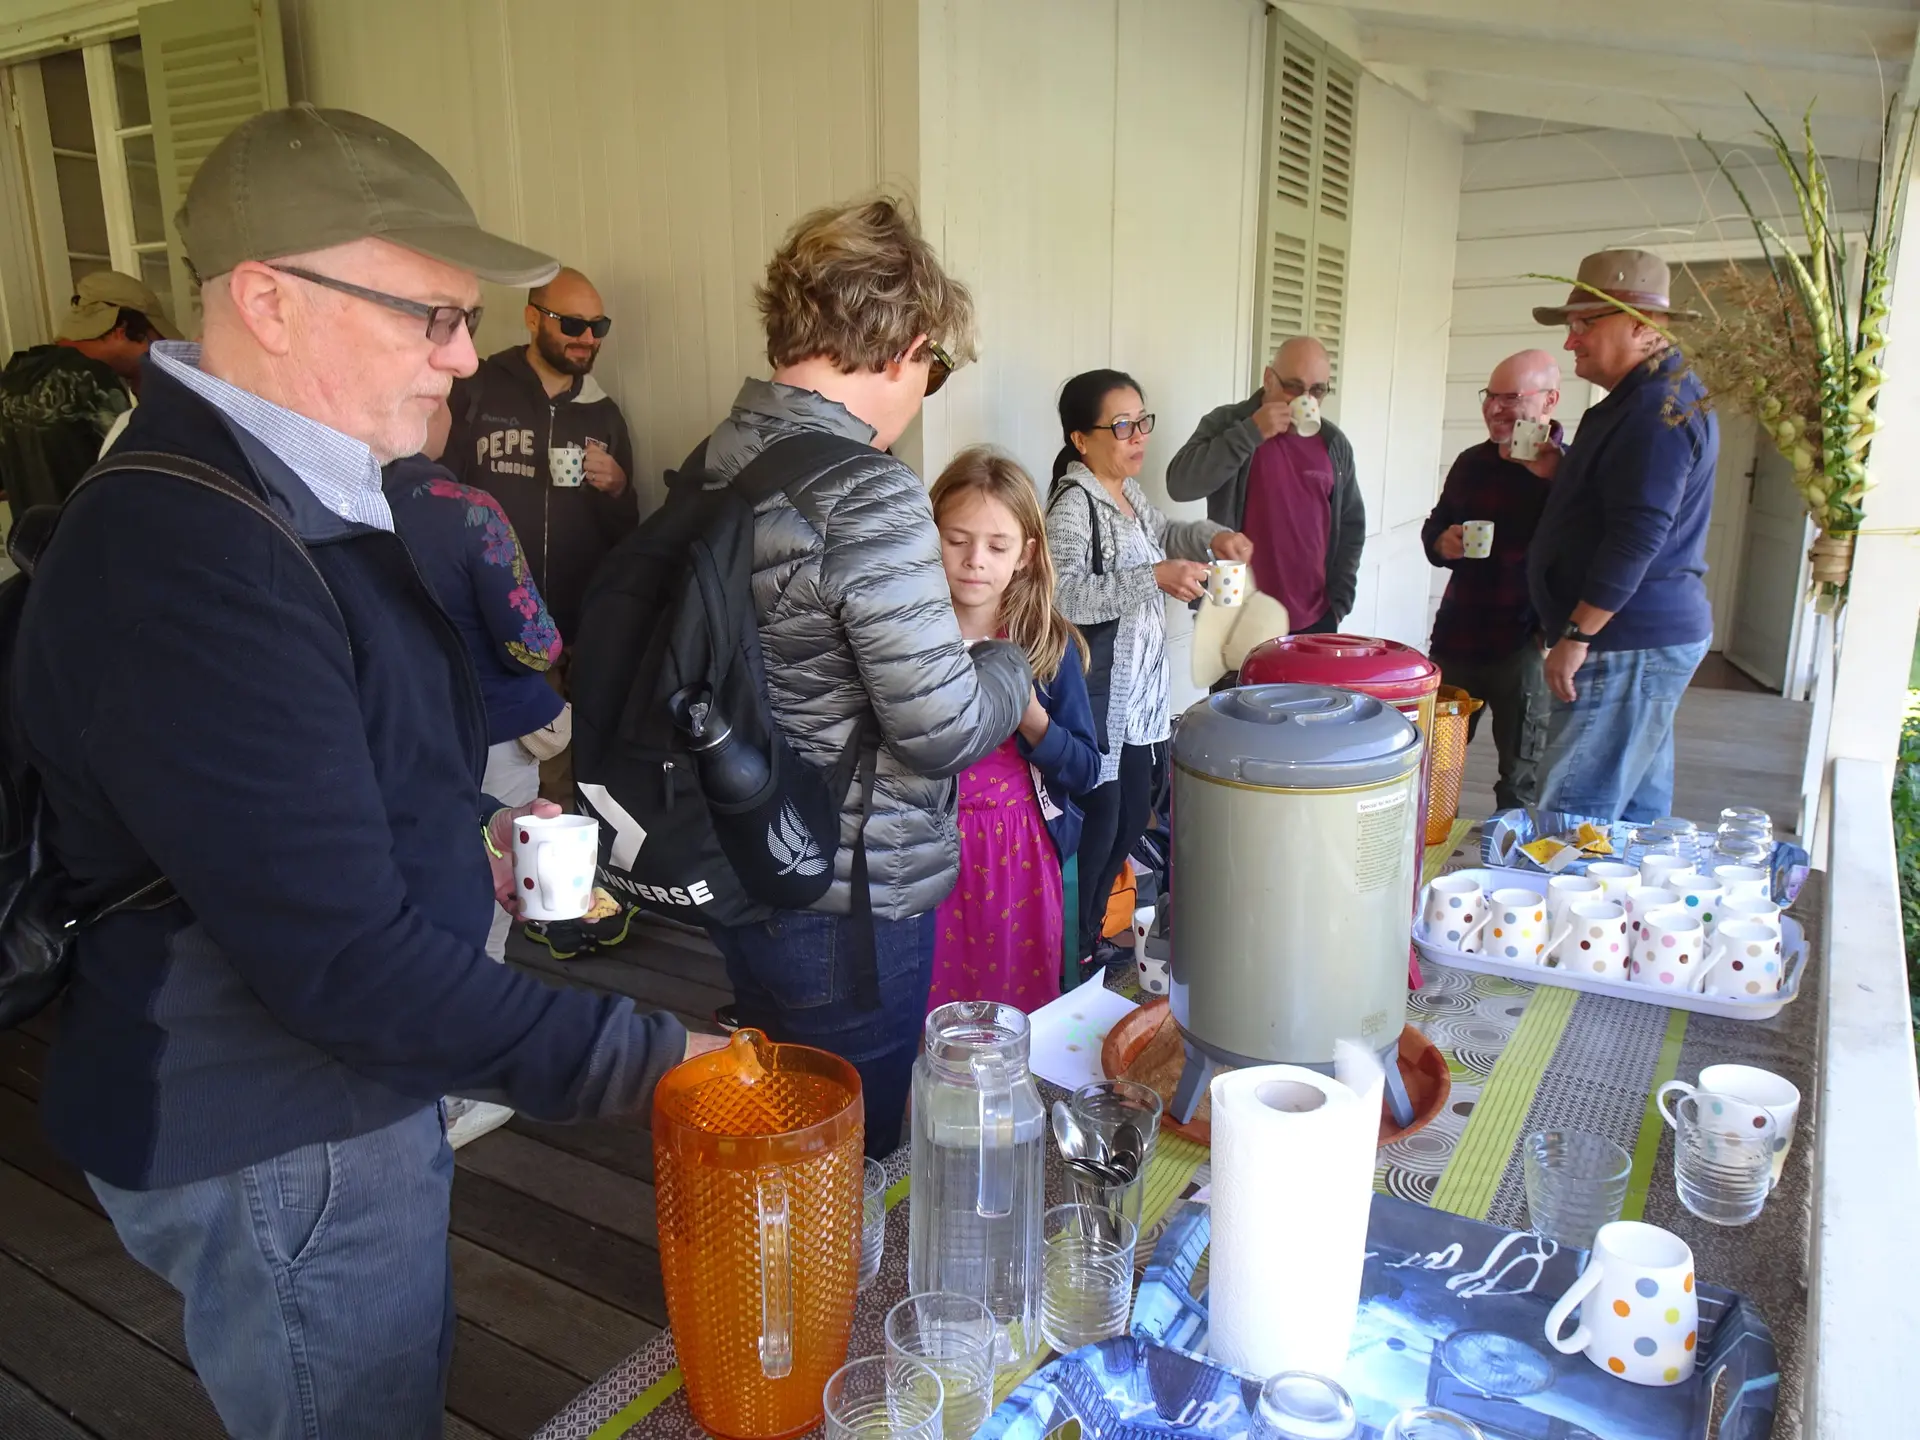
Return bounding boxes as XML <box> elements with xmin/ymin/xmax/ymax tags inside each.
<box><xmin>443</xmin><ymin>265</ymin><xmax>637</xmax><ymax>655</ymax></box>
<box><xmin>12</xmin><ymin>105</ymin><xmax>708</xmax><ymax>1437</ymax></box>
<box><xmin>1167</xmin><ymin>335</ymin><xmax>1366</xmax><ymax>636</ymax></box>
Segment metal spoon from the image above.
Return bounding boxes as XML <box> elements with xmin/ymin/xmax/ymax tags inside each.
<box><xmin>1111</xmin><ymin>1119</ymin><xmax>1144</xmax><ymax>1179</ymax></box>
<box><xmin>1052</xmin><ymin>1101</ymin><xmax>1092</xmax><ymax>1162</ymax></box>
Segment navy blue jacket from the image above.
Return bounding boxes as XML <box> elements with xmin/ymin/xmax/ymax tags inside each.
<box><xmin>1528</xmin><ymin>348</ymin><xmax>1718</xmax><ymax>652</ymax></box>
<box><xmin>385</xmin><ymin>454</ymin><xmax>566</xmax><ymax>746</ymax></box>
<box><xmin>1019</xmin><ymin>646</ymin><xmax>1100</xmax><ymax>859</ymax></box>
<box><xmin>16</xmin><ymin>362</ymin><xmax>684</xmax><ymax>1190</ymax></box>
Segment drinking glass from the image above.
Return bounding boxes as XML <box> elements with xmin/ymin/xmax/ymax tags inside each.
<box><xmin>1382</xmin><ymin>1408</ymin><xmax>1488</xmax><ymax>1440</ymax></box>
<box><xmin>1714</xmin><ymin>834</ymin><xmax>1772</xmax><ymax>867</ymax></box>
<box><xmin>1040</xmin><ymin>1203</ymin><xmax>1137</xmax><ymax>1352</ymax></box>
<box><xmin>1069</xmin><ymin>1079</ymin><xmax>1162</xmax><ymax>1227</ymax></box>
<box><xmin>885</xmin><ymin>1293</ymin><xmax>996</xmax><ymax>1440</ymax></box>
<box><xmin>1672</xmin><ymin>1094</ymin><xmax>1777</xmax><ymax>1226</ymax></box>
<box><xmin>822</xmin><ymin>1354</ymin><xmax>944</xmax><ymax>1440</ymax></box>
<box><xmin>1247</xmin><ymin>1371</ymin><xmax>1356</xmax><ymax>1439</ymax></box>
<box><xmin>1653</xmin><ymin>817</ymin><xmax>1698</xmax><ymax>838</ymax></box>
<box><xmin>1524</xmin><ymin>1130</ymin><xmax>1631</xmax><ymax>1249</ymax></box>
<box><xmin>1719</xmin><ymin>806</ymin><xmax>1771</xmax><ymax>833</ymax></box>
<box><xmin>860</xmin><ymin>1158</ymin><xmax>887</xmax><ymax>1289</ymax></box>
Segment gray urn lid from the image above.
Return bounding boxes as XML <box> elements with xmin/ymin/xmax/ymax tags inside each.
<box><xmin>1174</xmin><ymin>684</ymin><xmax>1422</xmax><ymax>789</ymax></box>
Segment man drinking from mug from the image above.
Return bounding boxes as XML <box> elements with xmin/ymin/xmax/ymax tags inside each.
<box><xmin>1420</xmin><ymin>349</ymin><xmax>1564</xmax><ymax>810</ymax></box>
<box><xmin>1166</xmin><ymin>334</ymin><xmax>1366</xmax><ymax>636</ymax></box>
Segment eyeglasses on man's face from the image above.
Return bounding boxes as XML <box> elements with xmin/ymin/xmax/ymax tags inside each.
<box><xmin>1480</xmin><ymin>388</ymin><xmax>1551</xmax><ymax>408</ymax></box>
<box><xmin>1090</xmin><ymin>414</ymin><xmax>1156</xmax><ymax>442</ymax></box>
<box><xmin>1566</xmin><ymin>310</ymin><xmax>1632</xmax><ymax>337</ymax></box>
<box><xmin>1274</xmin><ymin>377</ymin><xmax>1333</xmax><ymax>401</ymax></box>
<box><xmin>270</xmin><ymin>264</ymin><xmax>482</xmax><ymax>346</ymax></box>
<box><xmin>533</xmin><ymin>304</ymin><xmax>612</xmax><ymax>340</ymax></box>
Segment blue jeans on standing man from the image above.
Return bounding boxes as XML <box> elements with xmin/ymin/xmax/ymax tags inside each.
<box><xmin>1536</xmin><ymin>638</ymin><xmax>1710</xmax><ymax>823</ymax></box>
<box><xmin>706</xmin><ymin>908</ymin><xmax>936</xmax><ymax>1158</ymax></box>
<box><xmin>89</xmin><ymin>1104</ymin><xmax>455</xmax><ymax>1440</ymax></box>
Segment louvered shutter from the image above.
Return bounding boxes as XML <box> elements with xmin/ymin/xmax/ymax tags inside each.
<box><xmin>1252</xmin><ymin>15</ymin><xmax>1359</xmax><ymax>409</ymax></box>
<box><xmin>139</xmin><ymin>0</ymin><xmax>289</xmax><ymax>333</ymax></box>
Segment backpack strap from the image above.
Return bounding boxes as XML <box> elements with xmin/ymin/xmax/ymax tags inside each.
<box><xmin>730</xmin><ymin>432</ymin><xmax>878</xmax><ymax>505</ymax></box>
<box><xmin>842</xmin><ymin>722</ymin><xmax>882</xmax><ymax>1012</ymax></box>
<box><xmin>1046</xmin><ymin>478</ymin><xmax>1107</xmax><ymax>576</ymax></box>
<box><xmin>20</xmin><ymin>448</ymin><xmax>357</xmax><ymax>928</ymax></box>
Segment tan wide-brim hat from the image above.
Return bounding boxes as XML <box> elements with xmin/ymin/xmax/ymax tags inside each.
<box><xmin>1533</xmin><ymin>247</ymin><xmax>1700</xmax><ymax>325</ymax></box>
<box><xmin>177</xmin><ymin>104</ymin><xmax>558</xmax><ymax>287</ymax></box>
<box><xmin>56</xmin><ymin>269</ymin><xmax>181</xmax><ymax>341</ymax></box>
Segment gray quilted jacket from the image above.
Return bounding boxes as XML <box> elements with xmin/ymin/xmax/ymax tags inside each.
<box><xmin>704</xmin><ymin>380</ymin><xmax>1031</xmax><ymax>919</ymax></box>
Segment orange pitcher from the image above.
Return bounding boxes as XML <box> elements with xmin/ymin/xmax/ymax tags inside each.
<box><xmin>653</xmin><ymin>1029</ymin><xmax>864</xmax><ymax>1440</ymax></box>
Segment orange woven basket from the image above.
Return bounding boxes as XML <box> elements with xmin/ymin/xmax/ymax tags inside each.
<box><xmin>1425</xmin><ymin>684</ymin><xmax>1483</xmax><ymax>845</ymax></box>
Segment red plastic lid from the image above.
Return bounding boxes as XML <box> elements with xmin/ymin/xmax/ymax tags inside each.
<box><xmin>1237</xmin><ymin>633</ymin><xmax>1440</xmax><ymax>701</ymax></box>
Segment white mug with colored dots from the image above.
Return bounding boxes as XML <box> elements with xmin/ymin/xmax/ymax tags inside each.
<box><xmin>1544</xmin><ymin>1221</ymin><xmax>1698</xmax><ymax>1387</ymax></box>
<box><xmin>1484</xmin><ymin>887</ymin><xmax>1550</xmax><ymax>964</ymax></box>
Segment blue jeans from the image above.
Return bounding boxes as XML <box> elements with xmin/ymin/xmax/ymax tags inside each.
<box><xmin>90</xmin><ymin>1105</ymin><xmax>454</xmax><ymax>1440</ymax></box>
<box><xmin>707</xmin><ymin>908</ymin><xmax>936</xmax><ymax>1158</ymax></box>
<box><xmin>1537</xmin><ymin>639</ymin><xmax>1710</xmax><ymax>823</ymax></box>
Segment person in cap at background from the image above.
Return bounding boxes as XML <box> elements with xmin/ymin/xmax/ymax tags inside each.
<box><xmin>443</xmin><ymin>267</ymin><xmax>636</xmax><ymax>830</ymax></box>
<box><xmin>1526</xmin><ymin>248</ymin><xmax>1717</xmax><ymax>823</ymax></box>
<box><xmin>1420</xmin><ymin>349</ymin><xmax>1564</xmax><ymax>810</ymax></box>
<box><xmin>14</xmin><ymin>104</ymin><xmax>716</xmax><ymax>1439</ymax></box>
<box><xmin>0</xmin><ymin>270</ymin><xmax>177</xmax><ymax>513</ymax></box>
<box><xmin>1165</xmin><ymin>334</ymin><xmax>1366</xmax><ymax>636</ymax></box>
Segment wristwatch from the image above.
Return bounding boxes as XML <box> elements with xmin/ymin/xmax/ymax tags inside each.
<box><xmin>1561</xmin><ymin>621</ymin><xmax>1600</xmax><ymax>644</ymax></box>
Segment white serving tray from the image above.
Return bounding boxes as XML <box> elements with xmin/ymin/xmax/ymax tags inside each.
<box><xmin>1413</xmin><ymin>865</ymin><xmax>1807</xmax><ymax>1022</ymax></box>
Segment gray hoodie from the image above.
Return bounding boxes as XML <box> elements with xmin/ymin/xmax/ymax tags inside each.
<box><xmin>703</xmin><ymin>379</ymin><xmax>1031</xmax><ymax>919</ymax></box>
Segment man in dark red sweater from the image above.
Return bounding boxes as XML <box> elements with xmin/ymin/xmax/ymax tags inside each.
<box><xmin>1421</xmin><ymin>350</ymin><xmax>1563</xmax><ymax>810</ymax></box>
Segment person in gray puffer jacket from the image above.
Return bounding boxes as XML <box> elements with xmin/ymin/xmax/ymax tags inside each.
<box><xmin>702</xmin><ymin>197</ymin><xmax>1031</xmax><ymax>1156</ymax></box>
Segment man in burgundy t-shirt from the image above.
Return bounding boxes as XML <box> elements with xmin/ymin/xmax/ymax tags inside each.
<box><xmin>1167</xmin><ymin>336</ymin><xmax>1365</xmax><ymax>635</ymax></box>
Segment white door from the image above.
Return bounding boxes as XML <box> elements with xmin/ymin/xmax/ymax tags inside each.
<box><xmin>1725</xmin><ymin>442</ymin><xmax>1813</xmax><ymax>692</ymax></box>
<box><xmin>1702</xmin><ymin>413</ymin><xmax>1757</xmax><ymax>648</ymax></box>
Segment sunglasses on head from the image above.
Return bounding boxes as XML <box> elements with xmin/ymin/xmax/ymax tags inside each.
<box><xmin>534</xmin><ymin>304</ymin><xmax>612</xmax><ymax>340</ymax></box>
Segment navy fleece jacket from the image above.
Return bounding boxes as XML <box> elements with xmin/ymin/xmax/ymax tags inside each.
<box><xmin>16</xmin><ymin>362</ymin><xmax>684</xmax><ymax>1190</ymax></box>
<box><xmin>1527</xmin><ymin>348</ymin><xmax>1718</xmax><ymax>652</ymax></box>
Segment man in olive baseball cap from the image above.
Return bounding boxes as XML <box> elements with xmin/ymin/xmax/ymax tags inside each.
<box><xmin>17</xmin><ymin>105</ymin><xmax>707</xmax><ymax>1440</ymax></box>
<box><xmin>177</xmin><ymin>102</ymin><xmax>556</xmax><ymax>286</ymax></box>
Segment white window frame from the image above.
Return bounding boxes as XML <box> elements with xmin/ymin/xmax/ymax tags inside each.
<box><xmin>10</xmin><ymin>29</ymin><xmax>166</xmax><ymax>326</ymax></box>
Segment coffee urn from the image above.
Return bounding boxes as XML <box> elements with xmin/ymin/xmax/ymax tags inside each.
<box><xmin>1166</xmin><ymin>684</ymin><xmax>1422</xmax><ymax>1124</ymax></box>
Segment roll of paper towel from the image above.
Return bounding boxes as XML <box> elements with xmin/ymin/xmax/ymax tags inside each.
<box><xmin>1207</xmin><ymin>1046</ymin><xmax>1384</xmax><ymax>1379</ymax></box>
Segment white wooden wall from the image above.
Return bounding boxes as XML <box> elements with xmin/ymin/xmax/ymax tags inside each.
<box><xmin>914</xmin><ymin>0</ymin><xmax>1268</xmax><ymax>714</ymax></box>
<box><xmin>282</xmin><ymin>0</ymin><xmax>917</xmax><ymax>512</ymax></box>
<box><xmin>1336</xmin><ymin>76</ymin><xmax>1464</xmax><ymax>650</ymax></box>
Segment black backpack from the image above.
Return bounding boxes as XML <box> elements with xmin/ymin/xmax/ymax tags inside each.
<box><xmin>569</xmin><ymin>432</ymin><xmax>887</xmax><ymax>1004</ymax></box>
<box><xmin>0</xmin><ymin>451</ymin><xmax>333</xmax><ymax>1029</ymax></box>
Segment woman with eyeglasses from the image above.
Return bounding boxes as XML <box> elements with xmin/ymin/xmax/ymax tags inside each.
<box><xmin>1045</xmin><ymin>368</ymin><xmax>1252</xmax><ymax>973</ymax></box>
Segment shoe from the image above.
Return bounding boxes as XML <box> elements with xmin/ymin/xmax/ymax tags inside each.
<box><xmin>578</xmin><ymin>890</ymin><xmax>635</xmax><ymax>949</ymax></box>
<box><xmin>443</xmin><ymin>1097</ymin><xmax>514</xmax><ymax>1149</ymax></box>
<box><xmin>524</xmin><ymin>918</ymin><xmax>595</xmax><ymax>960</ymax></box>
<box><xmin>713</xmin><ymin>1003</ymin><xmax>743</xmax><ymax>1033</ymax></box>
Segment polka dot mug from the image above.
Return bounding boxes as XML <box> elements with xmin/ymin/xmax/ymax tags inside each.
<box><xmin>1422</xmin><ymin>874</ymin><xmax>1490</xmax><ymax>953</ymax></box>
<box><xmin>1483</xmin><ymin>886</ymin><xmax>1551</xmax><ymax>964</ymax></box>
<box><xmin>1558</xmin><ymin>900</ymin><xmax>1628</xmax><ymax>981</ymax></box>
<box><xmin>1658</xmin><ymin>1065</ymin><xmax>1800</xmax><ymax>1190</ymax></box>
<box><xmin>1630</xmin><ymin>906</ymin><xmax>1706</xmax><ymax>990</ymax></box>
<box><xmin>1544</xmin><ymin>1220</ymin><xmax>1698</xmax><ymax>1387</ymax></box>
<box><xmin>1699</xmin><ymin>921</ymin><xmax>1784</xmax><ymax>1001</ymax></box>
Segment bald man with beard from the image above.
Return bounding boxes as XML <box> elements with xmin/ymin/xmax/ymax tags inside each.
<box><xmin>444</xmin><ymin>265</ymin><xmax>637</xmax><ymax>644</ymax></box>
<box><xmin>1419</xmin><ymin>349</ymin><xmax>1564</xmax><ymax>809</ymax></box>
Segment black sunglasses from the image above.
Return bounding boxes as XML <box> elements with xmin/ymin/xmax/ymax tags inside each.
<box><xmin>1090</xmin><ymin>414</ymin><xmax>1156</xmax><ymax>441</ymax></box>
<box><xmin>270</xmin><ymin>265</ymin><xmax>482</xmax><ymax>345</ymax></box>
<box><xmin>534</xmin><ymin>304</ymin><xmax>612</xmax><ymax>340</ymax></box>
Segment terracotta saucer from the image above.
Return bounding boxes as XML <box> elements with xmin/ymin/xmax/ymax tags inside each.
<box><xmin>1098</xmin><ymin>996</ymin><xmax>1451</xmax><ymax>1149</ymax></box>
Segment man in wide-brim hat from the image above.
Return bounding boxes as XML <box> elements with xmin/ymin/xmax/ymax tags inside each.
<box><xmin>1522</xmin><ymin>247</ymin><xmax>1719</xmax><ymax>823</ymax></box>
<box><xmin>14</xmin><ymin>104</ymin><xmax>723</xmax><ymax>1437</ymax></box>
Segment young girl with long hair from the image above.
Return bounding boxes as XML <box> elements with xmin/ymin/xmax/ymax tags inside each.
<box><xmin>927</xmin><ymin>446</ymin><xmax>1101</xmax><ymax>1011</ymax></box>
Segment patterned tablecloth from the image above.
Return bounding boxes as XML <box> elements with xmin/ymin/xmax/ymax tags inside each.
<box><xmin>536</xmin><ymin>819</ymin><xmax>1816</xmax><ymax>1439</ymax></box>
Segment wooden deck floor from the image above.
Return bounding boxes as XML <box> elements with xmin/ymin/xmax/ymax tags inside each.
<box><xmin>0</xmin><ymin>667</ymin><xmax>1815</xmax><ymax>1439</ymax></box>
